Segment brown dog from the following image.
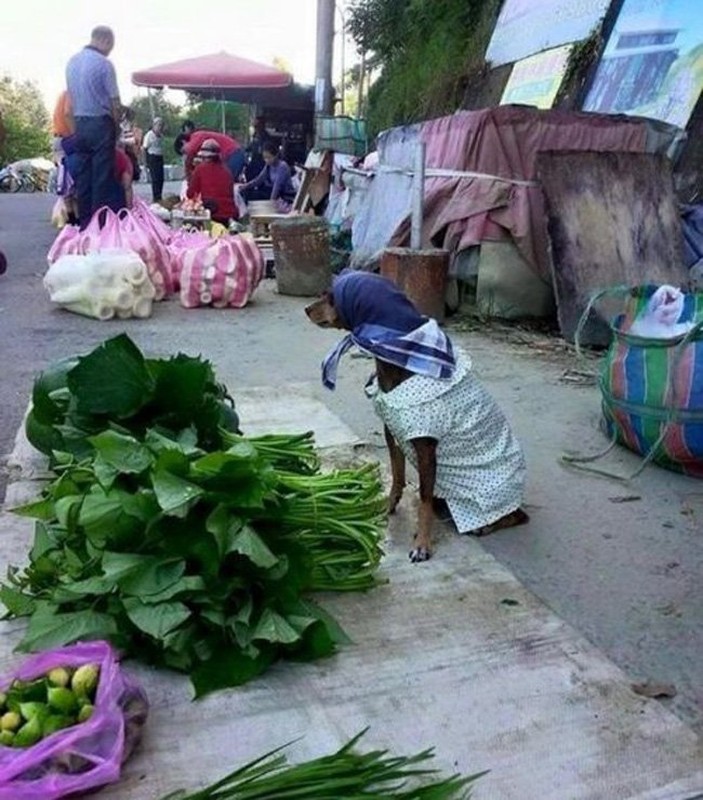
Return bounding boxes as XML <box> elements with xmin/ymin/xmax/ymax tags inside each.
<box><xmin>305</xmin><ymin>290</ymin><xmax>528</xmax><ymax>562</ymax></box>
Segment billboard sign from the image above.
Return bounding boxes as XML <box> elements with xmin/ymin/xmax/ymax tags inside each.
<box><xmin>583</xmin><ymin>0</ymin><xmax>703</xmax><ymax>129</ymax></box>
<box><xmin>486</xmin><ymin>0</ymin><xmax>609</xmax><ymax>67</ymax></box>
<box><xmin>500</xmin><ymin>45</ymin><xmax>572</xmax><ymax>108</ymax></box>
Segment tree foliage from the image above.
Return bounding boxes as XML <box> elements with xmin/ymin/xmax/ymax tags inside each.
<box><xmin>0</xmin><ymin>76</ymin><xmax>51</xmax><ymax>163</ymax></box>
<box><xmin>346</xmin><ymin>0</ymin><xmax>502</xmax><ymax>135</ymax></box>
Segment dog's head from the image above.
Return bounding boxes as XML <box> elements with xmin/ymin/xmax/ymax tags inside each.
<box><xmin>304</xmin><ymin>291</ymin><xmax>346</xmax><ymax>329</ymax></box>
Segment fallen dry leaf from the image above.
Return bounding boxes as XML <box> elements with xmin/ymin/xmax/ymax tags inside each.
<box><xmin>631</xmin><ymin>681</ymin><xmax>677</xmax><ymax>699</ymax></box>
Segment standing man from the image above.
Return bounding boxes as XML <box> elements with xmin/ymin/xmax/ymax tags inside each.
<box><xmin>66</xmin><ymin>26</ymin><xmax>122</xmax><ymax>229</ymax></box>
<box><xmin>142</xmin><ymin>118</ymin><xmax>165</xmax><ymax>202</ymax></box>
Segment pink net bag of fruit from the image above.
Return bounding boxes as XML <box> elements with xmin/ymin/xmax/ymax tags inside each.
<box><xmin>0</xmin><ymin>641</ymin><xmax>148</xmax><ymax>800</ymax></box>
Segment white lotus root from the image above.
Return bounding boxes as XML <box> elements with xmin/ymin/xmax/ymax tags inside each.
<box><xmin>44</xmin><ymin>249</ymin><xmax>157</xmax><ymax>321</ymax></box>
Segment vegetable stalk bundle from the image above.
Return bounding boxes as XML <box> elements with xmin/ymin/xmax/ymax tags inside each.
<box><xmin>160</xmin><ymin>731</ymin><xmax>486</xmax><ymax>799</ymax></box>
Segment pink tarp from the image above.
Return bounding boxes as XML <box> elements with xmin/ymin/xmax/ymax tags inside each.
<box><xmin>390</xmin><ymin>106</ymin><xmax>655</xmax><ymax>281</ymax></box>
<box><xmin>132</xmin><ymin>51</ymin><xmax>292</xmax><ymax>90</ymax></box>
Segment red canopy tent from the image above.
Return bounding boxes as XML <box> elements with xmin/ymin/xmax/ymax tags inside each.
<box><xmin>131</xmin><ymin>51</ymin><xmax>292</xmax><ymax>93</ymax></box>
<box><xmin>132</xmin><ymin>51</ymin><xmax>313</xmax><ymax>154</ymax></box>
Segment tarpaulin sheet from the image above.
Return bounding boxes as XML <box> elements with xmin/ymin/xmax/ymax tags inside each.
<box><xmin>351</xmin><ymin>106</ymin><xmax>681</xmax><ymax>280</ymax></box>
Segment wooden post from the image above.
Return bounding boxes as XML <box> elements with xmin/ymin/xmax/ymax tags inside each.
<box><xmin>410</xmin><ymin>141</ymin><xmax>426</xmax><ymax>250</ymax></box>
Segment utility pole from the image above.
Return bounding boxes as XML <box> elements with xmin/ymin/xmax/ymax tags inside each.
<box><xmin>315</xmin><ymin>0</ymin><xmax>335</xmax><ymax>115</ymax></box>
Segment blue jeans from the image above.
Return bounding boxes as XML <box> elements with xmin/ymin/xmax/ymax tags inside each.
<box><xmin>73</xmin><ymin>116</ymin><xmax>117</xmax><ymax>229</ymax></box>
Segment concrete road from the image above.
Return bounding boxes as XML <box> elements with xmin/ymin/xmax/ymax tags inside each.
<box><xmin>0</xmin><ymin>189</ymin><xmax>701</xmax><ymax>752</ymax></box>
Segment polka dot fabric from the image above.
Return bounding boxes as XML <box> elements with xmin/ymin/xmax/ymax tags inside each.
<box><xmin>373</xmin><ymin>353</ymin><xmax>526</xmax><ymax>533</ymax></box>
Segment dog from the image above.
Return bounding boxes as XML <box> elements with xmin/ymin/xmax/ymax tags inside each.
<box><xmin>305</xmin><ymin>273</ymin><xmax>529</xmax><ymax>563</ymax></box>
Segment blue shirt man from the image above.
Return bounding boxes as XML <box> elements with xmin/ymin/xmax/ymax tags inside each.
<box><xmin>66</xmin><ymin>26</ymin><xmax>122</xmax><ymax>228</ymax></box>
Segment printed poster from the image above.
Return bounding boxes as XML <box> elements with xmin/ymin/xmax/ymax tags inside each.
<box><xmin>500</xmin><ymin>45</ymin><xmax>573</xmax><ymax>108</ymax></box>
<box><xmin>486</xmin><ymin>0</ymin><xmax>610</xmax><ymax>67</ymax></box>
<box><xmin>583</xmin><ymin>0</ymin><xmax>703</xmax><ymax>129</ymax></box>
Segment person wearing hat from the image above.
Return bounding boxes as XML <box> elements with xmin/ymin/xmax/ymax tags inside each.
<box><xmin>186</xmin><ymin>138</ymin><xmax>237</xmax><ymax>225</ymax></box>
<box><xmin>182</xmin><ymin>129</ymin><xmax>242</xmax><ymax>180</ymax></box>
<box><xmin>142</xmin><ymin>117</ymin><xmax>165</xmax><ymax>202</ymax></box>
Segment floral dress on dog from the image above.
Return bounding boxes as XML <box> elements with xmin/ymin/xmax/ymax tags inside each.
<box><xmin>371</xmin><ymin>352</ymin><xmax>525</xmax><ymax>533</ymax></box>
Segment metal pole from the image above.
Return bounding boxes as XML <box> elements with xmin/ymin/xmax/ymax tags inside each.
<box><xmin>410</xmin><ymin>141</ymin><xmax>426</xmax><ymax>250</ymax></box>
<box><xmin>336</xmin><ymin>3</ymin><xmax>345</xmax><ymax>115</ymax></box>
<box><xmin>315</xmin><ymin>0</ymin><xmax>335</xmax><ymax>114</ymax></box>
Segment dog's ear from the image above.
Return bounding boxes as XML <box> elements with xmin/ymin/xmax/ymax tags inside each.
<box><xmin>321</xmin><ymin>289</ymin><xmax>334</xmax><ymax>306</ymax></box>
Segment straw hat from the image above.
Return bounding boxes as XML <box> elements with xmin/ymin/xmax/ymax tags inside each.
<box><xmin>196</xmin><ymin>138</ymin><xmax>221</xmax><ymax>159</ymax></box>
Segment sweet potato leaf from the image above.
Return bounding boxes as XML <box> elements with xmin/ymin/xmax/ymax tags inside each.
<box><xmin>151</xmin><ymin>469</ymin><xmax>205</xmax><ymax>518</ymax></box>
<box><xmin>89</xmin><ymin>430</ymin><xmax>153</xmax><ymax>474</ymax></box>
<box><xmin>139</xmin><ymin>576</ymin><xmax>207</xmax><ymax>605</ymax></box>
<box><xmin>18</xmin><ymin>608</ymin><xmax>118</xmax><ymax>652</ymax></box>
<box><xmin>67</xmin><ymin>334</ymin><xmax>155</xmax><ymax>418</ymax></box>
<box><xmin>227</xmin><ymin>525</ymin><xmax>279</xmax><ymax>569</ymax></box>
<box><xmin>78</xmin><ymin>488</ymin><xmax>145</xmax><ymax>548</ymax></box>
<box><xmin>101</xmin><ymin>552</ymin><xmax>186</xmax><ymax>597</ymax></box>
<box><xmin>191</xmin><ymin>645</ymin><xmax>275</xmax><ymax>698</ymax></box>
<box><xmin>0</xmin><ymin>585</ymin><xmax>36</xmax><ymax>617</ymax></box>
<box><xmin>123</xmin><ymin>598</ymin><xmax>191</xmax><ymax>639</ymax></box>
<box><xmin>252</xmin><ymin>608</ymin><xmax>301</xmax><ymax>645</ymax></box>
<box><xmin>9</xmin><ymin>498</ymin><xmax>56</xmax><ymax>521</ymax></box>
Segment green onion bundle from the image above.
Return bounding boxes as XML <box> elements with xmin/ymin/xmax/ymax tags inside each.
<box><xmin>160</xmin><ymin>732</ymin><xmax>485</xmax><ymax>799</ymax></box>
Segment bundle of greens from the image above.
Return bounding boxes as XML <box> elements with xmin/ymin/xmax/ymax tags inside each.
<box><xmin>2</xmin><ymin>336</ymin><xmax>386</xmax><ymax>697</ymax></box>
<box><xmin>160</xmin><ymin>731</ymin><xmax>486</xmax><ymax>799</ymax></box>
<box><xmin>25</xmin><ymin>334</ymin><xmax>241</xmax><ymax>465</ymax></box>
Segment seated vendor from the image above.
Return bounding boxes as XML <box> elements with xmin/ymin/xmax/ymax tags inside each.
<box><xmin>186</xmin><ymin>138</ymin><xmax>237</xmax><ymax>225</ymax></box>
<box><xmin>241</xmin><ymin>141</ymin><xmax>296</xmax><ymax>207</ymax></box>
<box><xmin>183</xmin><ymin>129</ymin><xmax>244</xmax><ymax>182</ymax></box>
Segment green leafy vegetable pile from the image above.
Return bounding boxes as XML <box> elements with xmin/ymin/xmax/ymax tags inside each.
<box><xmin>2</xmin><ymin>335</ymin><xmax>386</xmax><ymax>697</ymax></box>
<box><xmin>160</xmin><ymin>730</ymin><xmax>486</xmax><ymax>799</ymax></box>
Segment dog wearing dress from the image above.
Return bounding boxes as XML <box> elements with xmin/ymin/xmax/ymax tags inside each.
<box><xmin>305</xmin><ymin>270</ymin><xmax>529</xmax><ymax>562</ymax></box>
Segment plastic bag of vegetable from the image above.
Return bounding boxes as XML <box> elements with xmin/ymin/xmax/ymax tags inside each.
<box><xmin>0</xmin><ymin>641</ymin><xmax>148</xmax><ymax>800</ymax></box>
<box><xmin>44</xmin><ymin>249</ymin><xmax>157</xmax><ymax>321</ymax></box>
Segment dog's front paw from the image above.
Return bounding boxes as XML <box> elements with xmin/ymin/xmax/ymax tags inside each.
<box><xmin>408</xmin><ymin>545</ymin><xmax>432</xmax><ymax>563</ymax></box>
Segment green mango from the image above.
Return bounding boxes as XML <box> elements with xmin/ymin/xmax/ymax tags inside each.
<box><xmin>0</xmin><ymin>730</ymin><xmax>14</xmax><ymax>747</ymax></box>
<box><xmin>8</xmin><ymin>677</ymin><xmax>48</xmax><ymax>704</ymax></box>
<box><xmin>47</xmin><ymin>668</ymin><xmax>71</xmax><ymax>688</ymax></box>
<box><xmin>0</xmin><ymin>711</ymin><xmax>21</xmax><ymax>731</ymax></box>
<box><xmin>19</xmin><ymin>702</ymin><xmax>49</xmax><ymax>722</ymax></box>
<box><xmin>14</xmin><ymin>716</ymin><xmax>43</xmax><ymax>748</ymax></box>
<box><xmin>43</xmin><ymin>715</ymin><xmax>75</xmax><ymax>737</ymax></box>
<box><xmin>47</xmin><ymin>687</ymin><xmax>79</xmax><ymax>715</ymax></box>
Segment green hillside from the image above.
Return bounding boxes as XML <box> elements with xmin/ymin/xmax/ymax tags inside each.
<box><xmin>348</xmin><ymin>0</ymin><xmax>503</xmax><ymax>135</ymax></box>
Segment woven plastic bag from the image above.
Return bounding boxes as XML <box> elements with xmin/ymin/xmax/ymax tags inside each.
<box><xmin>0</xmin><ymin>641</ymin><xmax>148</xmax><ymax>800</ymax></box>
<box><xmin>600</xmin><ymin>285</ymin><xmax>703</xmax><ymax>478</ymax></box>
<box><xmin>178</xmin><ymin>233</ymin><xmax>264</xmax><ymax>309</ymax></box>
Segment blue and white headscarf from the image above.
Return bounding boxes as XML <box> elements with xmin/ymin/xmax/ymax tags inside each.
<box><xmin>321</xmin><ymin>271</ymin><xmax>455</xmax><ymax>390</ymax></box>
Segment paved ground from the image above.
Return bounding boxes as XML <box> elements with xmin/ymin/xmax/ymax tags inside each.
<box><xmin>0</xmin><ymin>191</ymin><xmax>702</xmax><ymax>796</ymax></box>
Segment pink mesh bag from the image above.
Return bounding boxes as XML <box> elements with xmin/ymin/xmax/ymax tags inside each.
<box><xmin>0</xmin><ymin>641</ymin><xmax>148</xmax><ymax>800</ymax></box>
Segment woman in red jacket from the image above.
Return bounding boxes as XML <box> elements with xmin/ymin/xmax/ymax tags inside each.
<box><xmin>186</xmin><ymin>139</ymin><xmax>237</xmax><ymax>225</ymax></box>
